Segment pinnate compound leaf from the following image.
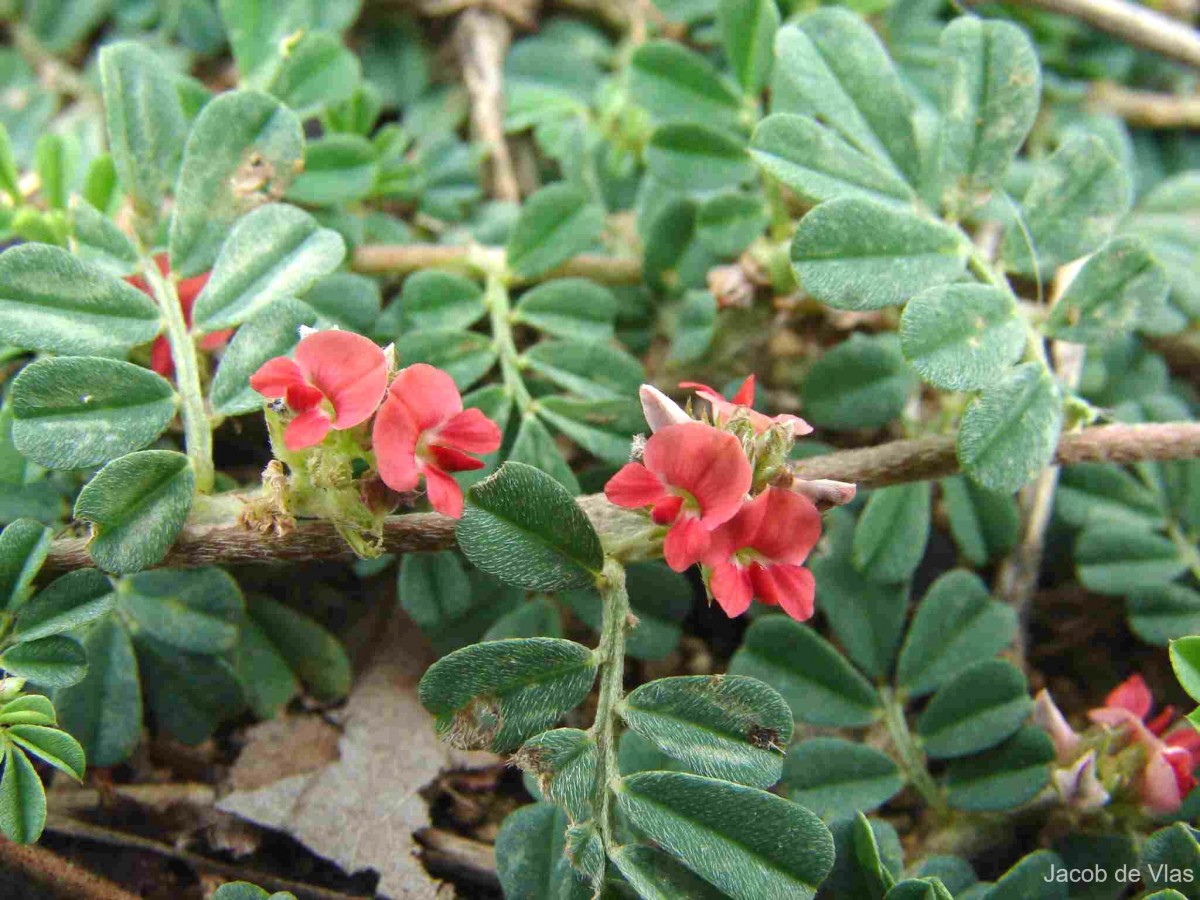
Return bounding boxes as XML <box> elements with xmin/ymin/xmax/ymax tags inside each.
<box><xmin>619</xmin><ymin>674</ymin><xmax>793</xmax><ymax>788</ymax></box>
<box><xmin>74</xmin><ymin>451</ymin><xmax>195</xmax><ymax>575</ymax></box>
<box><xmin>1075</xmin><ymin>525</ymin><xmax>1186</xmax><ymax>595</ymax></box>
<box><xmin>1056</xmin><ymin>462</ymin><xmax>1164</xmax><ymax>531</ymax></box>
<box><xmin>210</xmin><ymin>298</ymin><xmax>316</xmax><ymax>415</ymax></box>
<box><xmin>791</xmin><ymin>198</ymin><xmax>968</xmax><ymax>310</ymax></box>
<box><xmin>118</xmin><ymin>567</ymin><xmax>243</xmax><ymax>654</ymax></box>
<box><xmin>942</xmin><ymin>726</ymin><xmax>1054</xmax><ymax>812</ymax></box>
<box><xmin>0</xmin><ymin>244</ymin><xmax>160</xmax><ymax>356</ymax></box>
<box><xmin>15</xmin><ymin>569</ymin><xmax>115</xmax><ymax>643</ymax></box>
<box><xmin>513</xmin><ymin>278</ymin><xmax>617</xmax><ymax>342</ymax></box>
<box><xmin>99</xmin><ymin>42</ymin><xmax>187</xmax><ymax>218</ymax></box>
<box><xmin>729</xmin><ymin>615</ymin><xmax>882</xmax><ymax>727</ymax></box>
<box><xmin>957</xmin><ymin>362</ymin><xmax>1063</xmax><ymax>493</ymax></box>
<box><xmin>931</xmin><ymin>19</ymin><xmax>1040</xmax><ymax>216</ymax></box>
<box><xmin>917</xmin><ymin>660</ymin><xmax>1032</xmax><ymax>759</ymax></box>
<box><xmin>0</xmin><ymin>745</ymin><xmax>44</xmax><ymax>844</ymax></box>
<box><xmin>852</xmin><ymin>483</ymin><xmax>931</xmax><ymax>583</ymax></box>
<box><xmin>615</xmin><ymin>771</ymin><xmax>835</xmax><ymax>900</ymax></box>
<box><xmin>940</xmin><ymin>477</ymin><xmax>1020</xmax><ymax>566</ymax></box>
<box><xmin>719</xmin><ymin>0</ymin><xmax>779</xmax><ymax>94</ymax></box>
<box><xmin>458</xmin><ymin>462</ymin><xmax>603</xmax><ymax>591</ymax></box>
<box><xmin>418</xmin><ymin>637</ymin><xmax>598</xmax><ymax>752</ymax></box>
<box><xmin>0</xmin><ymin>520</ymin><xmax>52</xmax><ymax>611</ymax></box>
<box><xmin>0</xmin><ymin>636</ymin><xmax>87</xmax><ymax>687</ymax></box>
<box><xmin>900</xmin><ymin>285</ymin><xmax>1025</xmax><ymax>391</ymax></box>
<box><xmin>1130</xmin><ymin>585</ymin><xmax>1200</xmax><ymax>646</ymax></box>
<box><xmin>192</xmin><ymin>203</ymin><xmax>346</xmax><ymax>332</ymax></box>
<box><xmin>750</xmin><ymin>114</ymin><xmax>914</xmax><ymax>208</ymax></box>
<box><xmin>506</xmin><ymin>184</ymin><xmax>604</xmax><ymax>280</ymax></box>
<box><xmin>896</xmin><ymin>569</ymin><xmax>1016</xmax><ymax>698</ymax></box>
<box><xmin>782</xmin><ymin>737</ymin><xmax>903</xmax><ymax>823</ymax></box>
<box><xmin>170</xmin><ymin>90</ymin><xmax>305</xmax><ymax>278</ymax></box>
<box><xmin>10</xmin><ymin>357</ymin><xmax>176</xmax><ymax>470</ymax></box>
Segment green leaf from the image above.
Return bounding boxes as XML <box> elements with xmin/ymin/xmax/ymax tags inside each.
<box><xmin>388</xmin><ymin>270</ymin><xmax>486</xmax><ymax>334</ymax></box>
<box><xmin>515</xmin><ymin>728</ymin><xmax>596</xmax><ymax>822</ymax></box>
<box><xmin>34</xmin><ymin>133</ymin><xmax>71</xmax><ymax>212</ymax></box>
<box><xmin>134</xmin><ymin>632</ymin><xmax>245</xmax><ymax>745</ymax></box>
<box><xmin>537</xmin><ymin>397</ymin><xmax>642</xmax><ymax>467</ymax></box>
<box><xmin>16</xmin><ymin>569</ymin><xmax>115</xmax><ymax>643</ymax></box>
<box><xmin>1142</xmin><ymin>824</ymin><xmax>1200</xmax><ymax>893</ymax></box>
<box><xmin>1075</xmin><ymin>524</ymin><xmax>1186</xmax><ymax>595</ymax></box>
<box><xmin>495</xmin><ymin>803</ymin><xmax>590</xmax><ymax>900</ymax></box>
<box><xmin>940</xmin><ymin>476</ymin><xmax>1020</xmax><ymax>566</ymax></box>
<box><xmin>393</xmin><ymin>330</ymin><xmax>496</xmax><ymax>391</ymax></box>
<box><xmin>10</xmin><ymin>357</ymin><xmax>177</xmax><ymax>471</ymax></box>
<box><xmin>230</xmin><ymin>616</ymin><xmax>300</xmax><ymax>719</ymax></box>
<box><xmin>55</xmin><ymin>617</ymin><xmax>142</xmax><ymax>767</ymax></box>
<box><xmin>0</xmin><ymin>695</ymin><xmax>58</xmax><ymax>727</ymax></box>
<box><xmin>170</xmin><ymin>90</ymin><xmax>305</xmax><ymax>278</ymax></box>
<box><xmin>822</xmin><ymin>815</ymin><xmax>903</xmax><ymax>900</ymax></box>
<box><xmin>1</xmin><ymin>636</ymin><xmax>87</xmax><ymax>686</ymax></box>
<box><xmin>192</xmin><ymin>203</ymin><xmax>346</xmax><ymax>332</ymax></box>
<box><xmin>986</xmin><ymin>851</ymin><xmax>1067</xmax><ymax>900</ymax></box>
<box><xmin>719</xmin><ymin>0</ymin><xmax>779</xmax><ymax>93</ymax></box>
<box><xmin>619</xmin><ymin>674</ymin><xmax>792</xmax><ymax>788</ymax></box>
<box><xmin>0</xmin><ymin>124</ymin><xmax>19</xmax><ymax>203</ymax></box>
<box><xmin>506</xmin><ymin>184</ymin><xmax>604</xmax><ymax>281</ymax></box>
<box><xmin>931</xmin><ymin>19</ymin><xmax>1040</xmax><ymax>216</ymax></box>
<box><xmin>301</xmin><ymin>273</ymin><xmax>381</xmax><ymax>333</ymax></box>
<box><xmin>782</xmin><ymin>737</ymin><xmax>903</xmax><ymax>822</ymax></box>
<box><xmin>646</xmin><ymin>123</ymin><xmax>754</xmax><ymax>193</ymax></box>
<box><xmin>917</xmin><ymin>660</ymin><xmax>1031</xmax><ymax>759</ymax></box>
<box><xmin>628</xmin><ymin>40</ymin><xmax>743</xmax><ymax>129</ymax></box>
<box><xmin>750</xmin><ymin>114</ymin><xmax>914</xmax><ymax>208</ymax></box>
<box><xmin>458</xmin><ymin>462</ymin><xmax>603</xmax><ymax>591</ymax></box>
<box><xmin>791</xmin><ymin>197</ymin><xmax>968</xmax><ymax>310</ymax></box>
<box><xmin>610</xmin><ymin>844</ymin><xmax>730</xmax><ymax>900</ymax></box>
<box><xmin>800</xmin><ymin>333</ymin><xmax>916</xmax><ymax>430</ymax></box>
<box><xmin>69</xmin><ymin>198</ymin><xmax>139</xmax><ymax>277</ymax></box>
<box><xmin>671</xmin><ymin>290</ymin><xmax>717</xmax><ymax>363</ymax></box>
<box><xmin>0</xmin><ymin>244</ymin><xmax>160</xmax><ymax>356</ymax></box>
<box><xmin>258</xmin><ymin>32</ymin><xmax>361</xmax><ymax>117</ymax></box>
<box><xmin>772</xmin><ymin>11</ymin><xmax>920</xmax><ymax>185</ymax></box>
<box><xmin>1046</xmin><ymin>237</ymin><xmax>1175</xmax><ymax>343</ymax></box>
<box><xmin>729</xmin><ymin>615</ymin><xmax>882</xmax><ymax>727</ymax></box>
<box><xmin>505</xmin><ymin>412</ymin><xmax>580</xmax><ymax>496</ymax></box>
<box><xmin>1171</xmin><ymin>636</ymin><xmax>1200</xmax><ymax>704</ymax></box>
<box><xmin>1054</xmin><ymin>462</ymin><xmax>1164</xmax><ymax>530</ymax></box>
<box><xmin>0</xmin><ymin>745</ymin><xmax>44</xmax><ymax>844</ymax></box>
<box><xmin>564</xmin><ymin>562</ymin><xmax>691</xmax><ymax>663</ymax></box>
<box><xmin>886</xmin><ymin>879</ymin><xmax>954</xmax><ymax>900</ymax></box>
<box><xmin>99</xmin><ymin>42</ymin><xmax>186</xmax><ymax>218</ymax></box>
<box><xmin>522</xmin><ymin>339</ymin><xmax>644</xmax><ymax>401</ymax></box>
<box><xmin>74</xmin><ymin>451</ymin><xmax>195</xmax><ymax>575</ymax></box>
<box><xmin>212</xmin><ymin>884</ymin><xmax>297</xmax><ymax>900</ymax></box>
<box><xmin>6</xmin><ymin>724</ymin><xmax>85</xmax><ymax>782</ymax></box>
<box><xmin>288</xmin><ymin>134</ymin><xmax>379</xmax><ymax>206</ymax></box>
<box><xmin>513</xmin><ymin>279</ymin><xmax>617</xmax><ymax>342</ymax></box>
<box><xmin>1131</xmin><ymin>585</ymin><xmax>1200</xmax><ymax>646</ymax></box>
<box><xmin>696</xmin><ymin>193</ymin><xmax>767</xmax><ymax>258</ymax></box>
<box><xmin>210</xmin><ymin>298</ymin><xmax>316</xmax><ymax>415</ymax></box>
<box><xmin>957</xmin><ymin>362</ymin><xmax>1063</xmax><ymax>493</ymax></box>
<box><xmin>899</xmin><ymin>285</ymin><xmax>1025</xmax><ymax>391</ymax></box>
<box><xmin>942</xmin><ymin>726</ymin><xmax>1054</xmax><ymax>812</ymax></box>
<box><xmin>1003</xmin><ymin>135</ymin><xmax>1131</xmax><ymax>276</ymax></box>
<box><xmin>896</xmin><ymin>569</ymin><xmax>1017</xmax><ymax>698</ymax></box>
<box><xmin>0</xmin><ymin>520</ymin><xmax>52</xmax><ymax>612</ymax></box>
<box><xmin>852</xmin><ymin>483</ymin><xmax>931</xmax><ymax>582</ymax></box>
<box><xmin>118</xmin><ymin>567</ymin><xmax>242</xmax><ymax>654</ymax></box>
<box><xmin>911</xmin><ymin>857</ymin><xmax>978</xmax><ymax>895</ymax></box>
<box><xmin>246</xmin><ymin>594</ymin><xmax>351</xmax><ymax>703</ymax></box>
<box><xmin>400</xmin><ymin>552</ymin><xmax>522</xmax><ymax>655</ymax></box>
<box><xmin>418</xmin><ymin>637</ymin><xmax>598</xmax><ymax>752</ymax></box>
<box><xmin>615</xmin><ymin>771</ymin><xmax>834</xmax><ymax>900</ymax></box>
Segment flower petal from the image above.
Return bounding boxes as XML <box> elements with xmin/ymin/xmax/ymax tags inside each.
<box><xmin>752</xmin><ymin>564</ymin><xmax>815</xmax><ymax>621</ymax></box>
<box><xmin>605</xmin><ymin>464</ymin><xmax>667</xmax><ymax>509</ymax></box>
<box><xmin>640</xmin><ymin>384</ymin><xmax>691</xmax><ymax>433</ymax></box>
<box><xmin>294</xmin><ymin>330</ymin><xmax>388</xmax><ymax>429</ymax></box>
<box><xmin>1142</xmin><ymin>748</ymin><xmax>1185</xmax><ymax>814</ymax></box>
<box><xmin>284</xmin><ymin>408</ymin><xmax>333</xmax><ymax>450</ymax></box>
<box><xmin>150</xmin><ymin>337</ymin><xmax>174</xmax><ymax>379</ymax></box>
<box><xmin>709</xmin><ymin>561</ymin><xmax>753</xmax><ymax>618</ymax></box>
<box><xmin>1033</xmin><ymin>689</ymin><xmax>1081</xmax><ymax>763</ymax></box>
<box><xmin>389</xmin><ymin>363</ymin><xmax>463</xmax><ymax>431</ymax></box>
<box><xmin>373</xmin><ymin>395</ymin><xmax>422</xmax><ymax>492</ymax></box>
<box><xmin>250</xmin><ymin>356</ymin><xmax>305</xmax><ymax>398</ymax></box>
<box><xmin>1105</xmin><ymin>674</ymin><xmax>1154</xmax><ymax>720</ymax></box>
<box><xmin>643</xmin><ymin>423</ymin><xmax>750</xmax><ymax>527</ymax></box>
<box><xmin>285</xmin><ymin>381</ymin><xmax>324</xmax><ymax>413</ymax></box>
<box><xmin>428</xmin><ymin>444</ymin><xmax>486</xmax><ymax>473</ymax></box>
<box><xmin>730</xmin><ymin>374</ymin><xmax>755</xmax><ymax>406</ymax></box>
<box><xmin>746</xmin><ymin>488</ymin><xmax>822</xmax><ymax>565</ymax></box>
<box><xmin>663</xmin><ymin>515</ymin><xmax>710</xmax><ymax>572</ymax></box>
<box><xmin>423</xmin><ymin>464</ymin><xmax>465</xmax><ymax>518</ymax></box>
<box><xmin>651</xmin><ymin>494</ymin><xmax>685</xmax><ymax>525</ymax></box>
<box><xmin>436</xmin><ymin>408</ymin><xmax>502</xmax><ymax>454</ymax></box>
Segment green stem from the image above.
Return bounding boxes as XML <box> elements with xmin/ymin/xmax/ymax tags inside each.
<box><xmin>142</xmin><ymin>257</ymin><xmax>215</xmax><ymax>493</ymax></box>
<box><xmin>591</xmin><ymin>557</ymin><xmax>630</xmax><ymax>854</ymax></box>
<box><xmin>1168</xmin><ymin>521</ymin><xmax>1200</xmax><ymax>583</ymax></box>
<box><xmin>485</xmin><ymin>272</ymin><xmax>534</xmax><ymax>414</ymax></box>
<box><xmin>880</xmin><ymin>687</ymin><xmax>945</xmax><ymax>813</ymax></box>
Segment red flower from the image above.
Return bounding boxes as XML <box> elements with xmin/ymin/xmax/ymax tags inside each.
<box><xmin>701</xmin><ymin>487</ymin><xmax>821</xmax><ymax>620</ymax></box>
<box><xmin>250</xmin><ymin>330</ymin><xmax>388</xmax><ymax>451</ymax></box>
<box><xmin>373</xmin><ymin>364</ymin><xmax>502</xmax><ymax>518</ymax></box>
<box><xmin>679</xmin><ymin>374</ymin><xmax>812</xmax><ymax>436</ymax></box>
<box><xmin>1089</xmin><ymin>673</ymin><xmax>1200</xmax><ymax>814</ymax></box>
<box><xmin>127</xmin><ymin>253</ymin><xmax>231</xmax><ymax>378</ymax></box>
<box><xmin>605</xmin><ymin>422</ymin><xmax>751</xmax><ymax>572</ymax></box>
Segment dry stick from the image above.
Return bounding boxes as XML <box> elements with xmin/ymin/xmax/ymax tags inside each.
<box><xmin>1090</xmin><ymin>81</ymin><xmax>1200</xmax><ymax>128</ymax></box>
<box><xmin>0</xmin><ymin>837</ymin><xmax>141</xmax><ymax>900</ymax></box>
<box><xmin>456</xmin><ymin>8</ymin><xmax>521</xmax><ymax>204</ymax></box>
<box><xmin>351</xmin><ymin>243</ymin><xmax>644</xmax><ymax>285</ymax></box>
<box><xmin>42</xmin><ymin>423</ymin><xmax>1200</xmax><ymax>575</ymax></box>
<box><xmin>1003</xmin><ymin>0</ymin><xmax>1200</xmax><ymax>68</ymax></box>
<box><xmin>417</xmin><ymin>828</ymin><xmax>499</xmax><ymax>889</ymax></box>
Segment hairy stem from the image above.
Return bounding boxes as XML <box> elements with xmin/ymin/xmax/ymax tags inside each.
<box><xmin>142</xmin><ymin>256</ymin><xmax>215</xmax><ymax>493</ymax></box>
<box><xmin>880</xmin><ymin>687</ymin><xmax>945</xmax><ymax>813</ymax></box>
<box><xmin>485</xmin><ymin>273</ymin><xmax>533</xmax><ymax>413</ymax></box>
<box><xmin>591</xmin><ymin>557</ymin><xmax>629</xmax><ymax>854</ymax></box>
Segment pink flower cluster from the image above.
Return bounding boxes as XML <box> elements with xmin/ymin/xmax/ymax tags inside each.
<box><xmin>250</xmin><ymin>331</ymin><xmax>501</xmax><ymax>518</ymax></box>
<box><xmin>1036</xmin><ymin>674</ymin><xmax>1200</xmax><ymax>815</ymax></box>
<box><xmin>605</xmin><ymin>376</ymin><xmax>847</xmax><ymax>622</ymax></box>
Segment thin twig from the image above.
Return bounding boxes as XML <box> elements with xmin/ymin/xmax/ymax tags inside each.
<box><xmin>41</xmin><ymin>423</ymin><xmax>1200</xmax><ymax>575</ymax></box>
<box><xmin>1001</xmin><ymin>0</ymin><xmax>1200</xmax><ymax>68</ymax></box>
<box><xmin>456</xmin><ymin>8</ymin><xmax>521</xmax><ymax>204</ymax></box>
<box><xmin>0</xmin><ymin>837</ymin><xmax>140</xmax><ymax>900</ymax></box>
<box><xmin>351</xmin><ymin>243</ymin><xmax>644</xmax><ymax>285</ymax></box>
<box><xmin>416</xmin><ymin>828</ymin><xmax>498</xmax><ymax>889</ymax></box>
<box><xmin>1090</xmin><ymin>81</ymin><xmax>1200</xmax><ymax>127</ymax></box>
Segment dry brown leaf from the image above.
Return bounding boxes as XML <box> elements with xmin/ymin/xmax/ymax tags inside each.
<box><xmin>218</xmin><ymin>611</ymin><xmax>497</xmax><ymax>899</ymax></box>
